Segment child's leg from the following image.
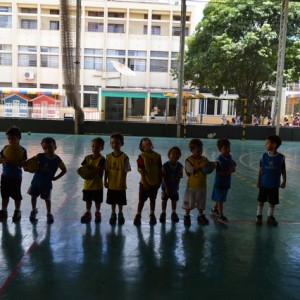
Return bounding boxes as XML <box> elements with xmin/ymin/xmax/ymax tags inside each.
<box><xmin>149</xmin><ymin>197</ymin><xmax>156</xmax><ymax>214</ymax></box>
<box><xmin>1</xmin><ymin>197</ymin><xmax>9</xmax><ymax>210</ymax></box>
<box><xmin>14</xmin><ymin>199</ymin><xmax>21</xmax><ymax>211</ymax></box>
<box><xmin>111</xmin><ymin>204</ymin><xmax>116</xmax><ymax>213</ymax></box>
<box><xmin>161</xmin><ymin>200</ymin><xmax>167</xmax><ymax>212</ymax></box>
<box><xmin>268</xmin><ymin>204</ymin><xmax>275</xmax><ymax>216</ymax></box>
<box><xmin>137</xmin><ymin>200</ymin><xmax>145</xmax><ymax>214</ymax></box>
<box><xmin>118</xmin><ymin>204</ymin><xmax>123</xmax><ymax>213</ymax></box>
<box><xmin>85</xmin><ymin>200</ymin><xmax>92</xmax><ymax>212</ymax></box>
<box><xmin>217</xmin><ymin>202</ymin><xmax>224</xmax><ymax>216</ymax></box>
<box><xmin>171</xmin><ymin>200</ymin><xmax>177</xmax><ymax>212</ymax></box>
<box><xmin>31</xmin><ymin>196</ymin><xmax>38</xmax><ymax>210</ymax></box>
<box><xmin>95</xmin><ymin>201</ymin><xmax>101</xmax><ymax>212</ymax></box>
<box><xmin>257</xmin><ymin>201</ymin><xmax>264</xmax><ymax>215</ymax></box>
<box><xmin>45</xmin><ymin>200</ymin><xmax>51</xmax><ymax>214</ymax></box>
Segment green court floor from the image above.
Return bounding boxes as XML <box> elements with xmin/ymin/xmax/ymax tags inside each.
<box><xmin>0</xmin><ymin>133</ymin><xmax>299</xmax><ymax>300</ymax></box>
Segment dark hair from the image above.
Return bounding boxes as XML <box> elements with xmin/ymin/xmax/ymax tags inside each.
<box><xmin>217</xmin><ymin>138</ymin><xmax>230</xmax><ymax>150</ymax></box>
<box><xmin>110</xmin><ymin>132</ymin><xmax>124</xmax><ymax>145</ymax></box>
<box><xmin>41</xmin><ymin>137</ymin><xmax>57</xmax><ymax>148</ymax></box>
<box><xmin>92</xmin><ymin>137</ymin><xmax>105</xmax><ymax>148</ymax></box>
<box><xmin>168</xmin><ymin>146</ymin><xmax>181</xmax><ymax>158</ymax></box>
<box><xmin>189</xmin><ymin>138</ymin><xmax>203</xmax><ymax>151</ymax></box>
<box><xmin>267</xmin><ymin>135</ymin><xmax>282</xmax><ymax>149</ymax></box>
<box><xmin>6</xmin><ymin>126</ymin><xmax>21</xmax><ymax>139</ymax></box>
<box><xmin>139</xmin><ymin>137</ymin><xmax>153</xmax><ymax>152</ymax></box>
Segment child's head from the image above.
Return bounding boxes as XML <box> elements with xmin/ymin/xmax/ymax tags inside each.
<box><xmin>110</xmin><ymin>132</ymin><xmax>124</xmax><ymax>151</ymax></box>
<box><xmin>189</xmin><ymin>138</ymin><xmax>203</xmax><ymax>157</ymax></box>
<box><xmin>168</xmin><ymin>146</ymin><xmax>181</xmax><ymax>162</ymax></box>
<box><xmin>217</xmin><ymin>138</ymin><xmax>231</xmax><ymax>156</ymax></box>
<box><xmin>6</xmin><ymin>126</ymin><xmax>22</xmax><ymax>144</ymax></box>
<box><xmin>41</xmin><ymin>137</ymin><xmax>57</xmax><ymax>155</ymax></box>
<box><xmin>139</xmin><ymin>137</ymin><xmax>153</xmax><ymax>152</ymax></box>
<box><xmin>91</xmin><ymin>137</ymin><xmax>104</xmax><ymax>155</ymax></box>
<box><xmin>265</xmin><ymin>135</ymin><xmax>281</xmax><ymax>151</ymax></box>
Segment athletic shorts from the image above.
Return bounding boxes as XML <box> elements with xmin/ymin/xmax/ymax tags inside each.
<box><xmin>161</xmin><ymin>191</ymin><xmax>179</xmax><ymax>202</ymax></box>
<box><xmin>211</xmin><ymin>188</ymin><xmax>229</xmax><ymax>203</ymax></box>
<box><xmin>83</xmin><ymin>189</ymin><xmax>103</xmax><ymax>204</ymax></box>
<box><xmin>106</xmin><ymin>189</ymin><xmax>127</xmax><ymax>206</ymax></box>
<box><xmin>257</xmin><ymin>187</ymin><xmax>279</xmax><ymax>205</ymax></box>
<box><xmin>0</xmin><ymin>175</ymin><xmax>22</xmax><ymax>201</ymax></box>
<box><xmin>182</xmin><ymin>187</ymin><xmax>207</xmax><ymax>210</ymax></box>
<box><xmin>28</xmin><ymin>185</ymin><xmax>51</xmax><ymax>201</ymax></box>
<box><xmin>139</xmin><ymin>183</ymin><xmax>160</xmax><ymax>202</ymax></box>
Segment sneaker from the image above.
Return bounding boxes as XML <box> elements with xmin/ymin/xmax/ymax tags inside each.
<box><xmin>218</xmin><ymin>215</ymin><xmax>228</xmax><ymax>223</ymax></box>
<box><xmin>184</xmin><ymin>215</ymin><xmax>191</xmax><ymax>226</ymax></box>
<box><xmin>29</xmin><ymin>209</ymin><xmax>38</xmax><ymax>222</ymax></box>
<box><xmin>95</xmin><ymin>211</ymin><xmax>101</xmax><ymax>223</ymax></box>
<box><xmin>133</xmin><ymin>214</ymin><xmax>141</xmax><ymax>226</ymax></box>
<box><xmin>256</xmin><ymin>215</ymin><xmax>263</xmax><ymax>225</ymax></box>
<box><xmin>197</xmin><ymin>214</ymin><xmax>209</xmax><ymax>225</ymax></box>
<box><xmin>109</xmin><ymin>213</ymin><xmax>117</xmax><ymax>225</ymax></box>
<box><xmin>47</xmin><ymin>213</ymin><xmax>54</xmax><ymax>224</ymax></box>
<box><xmin>159</xmin><ymin>212</ymin><xmax>166</xmax><ymax>223</ymax></box>
<box><xmin>210</xmin><ymin>207</ymin><xmax>219</xmax><ymax>217</ymax></box>
<box><xmin>12</xmin><ymin>210</ymin><xmax>21</xmax><ymax>222</ymax></box>
<box><xmin>0</xmin><ymin>210</ymin><xmax>8</xmax><ymax>221</ymax></box>
<box><xmin>267</xmin><ymin>215</ymin><xmax>278</xmax><ymax>226</ymax></box>
<box><xmin>81</xmin><ymin>212</ymin><xmax>92</xmax><ymax>223</ymax></box>
<box><xmin>171</xmin><ymin>212</ymin><xmax>179</xmax><ymax>223</ymax></box>
<box><xmin>118</xmin><ymin>212</ymin><xmax>125</xmax><ymax>225</ymax></box>
<box><xmin>149</xmin><ymin>213</ymin><xmax>157</xmax><ymax>225</ymax></box>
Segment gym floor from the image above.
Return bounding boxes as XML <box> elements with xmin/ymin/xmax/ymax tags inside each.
<box><xmin>0</xmin><ymin>133</ymin><xmax>299</xmax><ymax>300</ymax></box>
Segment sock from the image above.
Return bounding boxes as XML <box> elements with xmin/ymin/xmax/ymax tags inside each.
<box><xmin>257</xmin><ymin>206</ymin><xmax>263</xmax><ymax>216</ymax></box>
<box><xmin>268</xmin><ymin>207</ymin><xmax>275</xmax><ymax>216</ymax></box>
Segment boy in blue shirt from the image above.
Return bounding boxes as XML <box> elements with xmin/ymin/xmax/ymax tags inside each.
<box><xmin>256</xmin><ymin>135</ymin><xmax>286</xmax><ymax>225</ymax></box>
<box><xmin>0</xmin><ymin>127</ymin><xmax>27</xmax><ymax>222</ymax></box>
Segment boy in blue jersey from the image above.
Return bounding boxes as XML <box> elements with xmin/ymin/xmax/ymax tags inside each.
<box><xmin>0</xmin><ymin>127</ymin><xmax>27</xmax><ymax>222</ymax></box>
<box><xmin>27</xmin><ymin>137</ymin><xmax>67</xmax><ymax>224</ymax></box>
<box><xmin>210</xmin><ymin>139</ymin><xmax>236</xmax><ymax>223</ymax></box>
<box><xmin>256</xmin><ymin>135</ymin><xmax>286</xmax><ymax>225</ymax></box>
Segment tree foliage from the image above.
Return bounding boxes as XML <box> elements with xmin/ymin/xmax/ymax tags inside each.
<box><xmin>184</xmin><ymin>0</ymin><xmax>300</xmax><ymax>114</ymax></box>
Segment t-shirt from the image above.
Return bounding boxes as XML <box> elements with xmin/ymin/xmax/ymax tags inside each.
<box><xmin>82</xmin><ymin>154</ymin><xmax>105</xmax><ymax>190</ymax></box>
<box><xmin>185</xmin><ymin>155</ymin><xmax>207</xmax><ymax>189</ymax></box>
<box><xmin>214</xmin><ymin>154</ymin><xmax>235</xmax><ymax>189</ymax></box>
<box><xmin>161</xmin><ymin>161</ymin><xmax>183</xmax><ymax>192</ymax></box>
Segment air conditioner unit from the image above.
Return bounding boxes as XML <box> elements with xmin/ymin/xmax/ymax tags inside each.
<box><xmin>24</xmin><ymin>71</ymin><xmax>34</xmax><ymax>80</ymax></box>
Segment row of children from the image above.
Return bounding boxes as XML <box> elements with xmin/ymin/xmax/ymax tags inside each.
<box><xmin>0</xmin><ymin>126</ymin><xmax>286</xmax><ymax>226</ymax></box>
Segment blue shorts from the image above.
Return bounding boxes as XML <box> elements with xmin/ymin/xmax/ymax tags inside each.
<box><xmin>211</xmin><ymin>187</ymin><xmax>229</xmax><ymax>203</ymax></box>
<box><xmin>28</xmin><ymin>185</ymin><xmax>51</xmax><ymax>201</ymax></box>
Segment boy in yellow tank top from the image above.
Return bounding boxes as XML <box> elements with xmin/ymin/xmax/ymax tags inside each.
<box><xmin>80</xmin><ymin>137</ymin><xmax>105</xmax><ymax>223</ymax></box>
<box><xmin>183</xmin><ymin>138</ymin><xmax>216</xmax><ymax>226</ymax></box>
<box><xmin>134</xmin><ymin>137</ymin><xmax>162</xmax><ymax>226</ymax></box>
<box><xmin>104</xmin><ymin>133</ymin><xmax>131</xmax><ymax>225</ymax></box>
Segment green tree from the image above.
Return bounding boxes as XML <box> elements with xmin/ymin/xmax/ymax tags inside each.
<box><xmin>184</xmin><ymin>0</ymin><xmax>300</xmax><ymax>118</ymax></box>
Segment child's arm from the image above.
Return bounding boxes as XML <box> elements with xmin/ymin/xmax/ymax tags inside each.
<box><xmin>280</xmin><ymin>159</ymin><xmax>287</xmax><ymax>189</ymax></box>
<box><xmin>53</xmin><ymin>162</ymin><xmax>67</xmax><ymax>181</ymax></box>
<box><xmin>137</xmin><ymin>155</ymin><xmax>150</xmax><ymax>188</ymax></box>
<box><xmin>257</xmin><ymin>167</ymin><xmax>262</xmax><ymax>188</ymax></box>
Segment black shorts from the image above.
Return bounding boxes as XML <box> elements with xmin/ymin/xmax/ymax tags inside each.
<box><xmin>257</xmin><ymin>187</ymin><xmax>279</xmax><ymax>205</ymax></box>
<box><xmin>139</xmin><ymin>183</ymin><xmax>160</xmax><ymax>202</ymax></box>
<box><xmin>0</xmin><ymin>175</ymin><xmax>22</xmax><ymax>201</ymax></box>
<box><xmin>161</xmin><ymin>191</ymin><xmax>179</xmax><ymax>202</ymax></box>
<box><xmin>106</xmin><ymin>189</ymin><xmax>127</xmax><ymax>206</ymax></box>
<box><xmin>82</xmin><ymin>189</ymin><xmax>103</xmax><ymax>204</ymax></box>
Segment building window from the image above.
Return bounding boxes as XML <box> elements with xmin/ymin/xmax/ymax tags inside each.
<box><xmin>84</xmin><ymin>57</ymin><xmax>102</xmax><ymax>70</ymax></box>
<box><xmin>171</xmin><ymin>60</ymin><xmax>179</xmax><ymax>71</ymax></box>
<box><xmin>0</xmin><ymin>6</ymin><xmax>12</xmax><ymax>12</ymax></box>
<box><xmin>108</xmin><ymin>24</ymin><xmax>124</xmax><ymax>33</ymax></box>
<box><xmin>150</xmin><ymin>59</ymin><xmax>168</xmax><ymax>72</ymax></box>
<box><xmin>21</xmin><ymin>8</ymin><xmax>37</xmax><ymax>14</ymax></box>
<box><xmin>128</xmin><ymin>50</ymin><xmax>146</xmax><ymax>57</ymax></box>
<box><xmin>18</xmin><ymin>54</ymin><xmax>37</xmax><ymax>66</ymax></box>
<box><xmin>171</xmin><ymin>52</ymin><xmax>178</xmax><ymax>59</ymax></box>
<box><xmin>50</xmin><ymin>9</ymin><xmax>59</xmax><ymax>15</ymax></box>
<box><xmin>108</xmin><ymin>12</ymin><xmax>124</xmax><ymax>18</ymax></box>
<box><xmin>143</xmin><ymin>25</ymin><xmax>161</xmax><ymax>35</ymax></box>
<box><xmin>0</xmin><ymin>53</ymin><xmax>12</xmax><ymax>65</ymax></box>
<box><xmin>87</xmin><ymin>22</ymin><xmax>103</xmax><ymax>32</ymax></box>
<box><xmin>106</xmin><ymin>58</ymin><xmax>125</xmax><ymax>70</ymax></box>
<box><xmin>50</xmin><ymin>21</ymin><xmax>59</xmax><ymax>30</ymax></box>
<box><xmin>41</xmin><ymin>46</ymin><xmax>59</xmax><ymax>53</ymax></box>
<box><xmin>18</xmin><ymin>83</ymin><xmax>37</xmax><ymax>88</ymax></box>
<box><xmin>41</xmin><ymin>55</ymin><xmax>59</xmax><ymax>68</ymax></box>
<box><xmin>84</xmin><ymin>94</ymin><xmax>98</xmax><ymax>108</ymax></box>
<box><xmin>106</xmin><ymin>49</ymin><xmax>125</xmax><ymax>56</ymax></box>
<box><xmin>21</xmin><ymin>19</ymin><xmax>37</xmax><ymax>29</ymax></box>
<box><xmin>128</xmin><ymin>59</ymin><xmax>146</xmax><ymax>72</ymax></box>
<box><xmin>18</xmin><ymin>45</ymin><xmax>37</xmax><ymax>52</ymax></box>
<box><xmin>152</xmin><ymin>14</ymin><xmax>161</xmax><ymax>20</ymax></box>
<box><xmin>173</xmin><ymin>15</ymin><xmax>190</xmax><ymax>21</ymax></box>
<box><xmin>88</xmin><ymin>11</ymin><xmax>104</xmax><ymax>17</ymax></box>
<box><xmin>0</xmin><ymin>44</ymin><xmax>12</xmax><ymax>51</ymax></box>
<box><xmin>172</xmin><ymin>27</ymin><xmax>189</xmax><ymax>36</ymax></box>
<box><xmin>150</xmin><ymin>51</ymin><xmax>168</xmax><ymax>58</ymax></box>
<box><xmin>0</xmin><ymin>16</ymin><xmax>12</xmax><ymax>28</ymax></box>
<box><xmin>84</xmin><ymin>48</ymin><xmax>103</xmax><ymax>55</ymax></box>
<box><xmin>40</xmin><ymin>84</ymin><xmax>59</xmax><ymax>89</ymax></box>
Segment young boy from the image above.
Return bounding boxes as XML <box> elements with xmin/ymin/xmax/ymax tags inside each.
<box><xmin>183</xmin><ymin>138</ymin><xmax>215</xmax><ymax>226</ymax></box>
<box><xmin>256</xmin><ymin>135</ymin><xmax>286</xmax><ymax>225</ymax></box>
<box><xmin>134</xmin><ymin>138</ymin><xmax>162</xmax><ymax>226</ymax></box>
<box><xmin>210</xmin><ymin>138</ymin><xmax>236</xmax><ymax>223</ymax></box>
<box><xmin>80</xmin><ymin>137</ymin><xmax>105</xmax><ymax>223</ymax></box>
<box><xmin>0</xmin><ymin>127</ymin><xmax>27</xmax><ymax>222</ymax></box>
<box><xmin>27</xmin><ymin>137</ymin><xmax>67</xmax><ymax>224</ymax></box>
<box><xmin>105</xmin><ymin>133</ymin><xmax>131</xmax><ymax>225</ymax></box>
<box><xmin>159</xmin><ymin>146</ymin><xmax>183</xmax><ymax>223</ymax></box>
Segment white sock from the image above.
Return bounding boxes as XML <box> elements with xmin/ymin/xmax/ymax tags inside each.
<box><xmin>257</xmin><ymin>206</ymin><xmax>263</xmax><ymax>215</ymax></box>
<box><xmin>268</xmin><ymin>207</ymin><xmax>275</xmax><ymax>216</ymax></box>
